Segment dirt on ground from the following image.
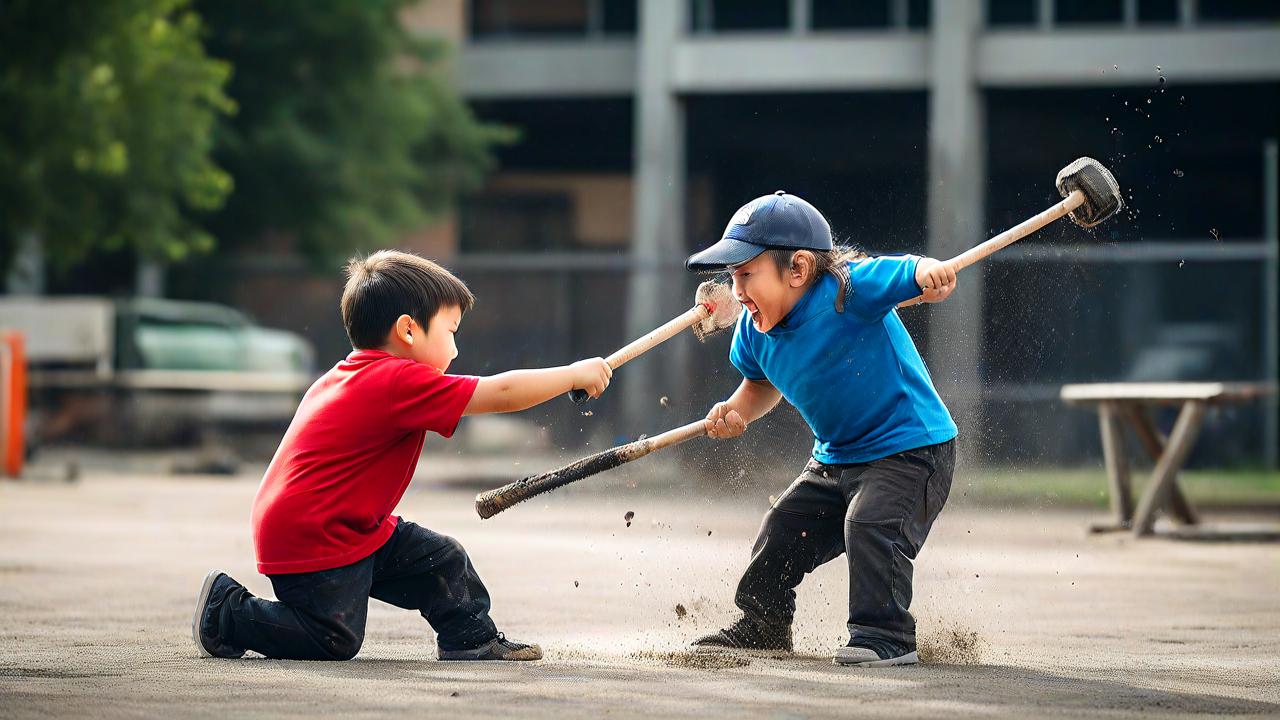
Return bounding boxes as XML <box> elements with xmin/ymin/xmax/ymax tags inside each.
<box><xmin>1</xmin><ymin>470</ymin><xmax>1278</xmax><ymax>719</ymax></box>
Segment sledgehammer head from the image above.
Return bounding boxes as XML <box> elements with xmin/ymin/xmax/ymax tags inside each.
<box><xmin>1055</xmin><ymin>157</ymin><xmax>1123</xmax><ymax>228</ymax></box>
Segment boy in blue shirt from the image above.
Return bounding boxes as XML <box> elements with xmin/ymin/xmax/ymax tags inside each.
<box><xmin>685</xmin><ymin>191</ymin><xmax>958</xmax><ymax>667</ymax></box>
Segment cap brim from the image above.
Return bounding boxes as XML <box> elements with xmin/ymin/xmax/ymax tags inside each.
<box><xmin>685</xmin><ymin>237</ymin><xmax>767</xmax><ymax>273</ymax></box>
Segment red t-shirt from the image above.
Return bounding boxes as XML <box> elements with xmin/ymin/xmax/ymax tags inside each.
<box><xmin>251</xmin><ymin>349</ymin><xmax>478</xmax><ymax>574</ymax></box>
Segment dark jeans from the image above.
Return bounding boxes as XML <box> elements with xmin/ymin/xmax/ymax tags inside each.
<box><xmin>736</xmin><ymin>440</ymin><xmax>955</xmax><ymax>647</ymax></box>
<box><xmin>215</xmin><ymin>519</ymin><xmax>497</xmax><ymax>660</ymax></box>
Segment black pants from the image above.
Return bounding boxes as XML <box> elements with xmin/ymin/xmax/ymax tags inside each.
<box><xmin>215</xmin><ymin>519</ymin><xmax>498</xmax><ymax>660</ymax></box>
<box><xmin>736</xmin><ymin>440</ymin><xmax>955</xmax><ymax>647</ymax></box>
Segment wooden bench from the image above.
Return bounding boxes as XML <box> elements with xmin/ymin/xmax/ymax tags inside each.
<box><xmin>1060</xmin><ymin>382</ymin><xmax>1276</xmax><ymax>538</ymax></box>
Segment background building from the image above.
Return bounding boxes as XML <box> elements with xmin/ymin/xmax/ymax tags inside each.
<box><xmin>379</xmin><ymin>0</ymin><xmax>1279</xmax><ymax>470</ymax></box>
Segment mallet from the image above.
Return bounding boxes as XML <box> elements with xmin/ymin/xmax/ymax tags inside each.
<box><xmin>899</xmin><ymin>156</ymin><xmax>1123</xmax><ymax>307</ymax></box>
<box><xmin>567</xmin><ymin>280</ymin><xmax>740</xmax><ymax>404</ymax></box>
<box><xmin>476</xmin><ymin>419</ymin><xmax>706</xmax><ymax>519</ymax></box>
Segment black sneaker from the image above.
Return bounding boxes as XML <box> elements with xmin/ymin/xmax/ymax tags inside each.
<box><xmin>833</xmin><ymin>637</ymin><xmax>917</xmax><ymax>667</ymax></box>
<box><xmin>192</xmin><ymin>571</ymin><xmax>246</xmax><ymax>659</ymax></box>
<box><xmin>691</xmin><ymin>616</ymin><xmax>793</xmax><ymax>653</ymax></box>
<box><xmin>437</xmin><ymin>633</ymin><xmax>542</xmax><ymax>661</ymax></box>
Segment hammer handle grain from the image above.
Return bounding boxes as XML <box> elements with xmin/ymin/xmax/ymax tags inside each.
<box><xmin>898</xmin><ymin>189</ymin><xmax>1085</xmax><ymax>308</ymax></box>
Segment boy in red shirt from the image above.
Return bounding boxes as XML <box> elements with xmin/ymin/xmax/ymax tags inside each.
<box><xmin>192</xmin><ymin>250</ymin><xmax>612</xmax><ymax>662</ymax></box>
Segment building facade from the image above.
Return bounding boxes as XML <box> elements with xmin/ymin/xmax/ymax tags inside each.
<box><xmin>403</xmin><ymin>0</ymin><xmax>1279</xmax><ymax>468</ymax></box>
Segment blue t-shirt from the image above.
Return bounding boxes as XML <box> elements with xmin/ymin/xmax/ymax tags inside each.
<box><xmin>729</xmin><ymin>255</ymin><xmax>957</xmax><ymax>464</ymax></box>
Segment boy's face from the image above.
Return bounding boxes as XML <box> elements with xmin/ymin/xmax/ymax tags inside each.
<box><xmin>730</xmin><ymin>253</ymin><xmax>804</xmax><ymax>333</ymax></box>
<box><xmin>412</xmin><ymin>305</ymin><xmax>463</xmax><ymax>372</ymax></box>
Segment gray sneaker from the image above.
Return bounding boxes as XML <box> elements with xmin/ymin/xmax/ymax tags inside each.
<box><xmin>192</xmin><ymin>570</ymin><xmax>246</xmax><ymax>659</ymax></box>
<box><xmin>437</xmin><ymin>633</ymin><xmax>542</xmax><ymax>661</ymax></box>
<box><xmin>833</xmin><ymin>639</ymin><xmax>918</xmax><ymax>667</ymax></box>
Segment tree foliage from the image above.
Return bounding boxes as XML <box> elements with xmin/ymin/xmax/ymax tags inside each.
<box><xmin>0</xmin><ymin>0</ymin><xmax>234</xmax><ymax>269</ymax></box>
<box><xmin>196</xmin><ymin>0</ymin><xmax>510</xmax><ymax>265</ymax></box>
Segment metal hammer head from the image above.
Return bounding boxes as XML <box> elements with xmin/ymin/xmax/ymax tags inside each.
<box><xmin>693</xmin><ymin>280</ymin><xmax>741</xmax><ymax>339</ymax></box>
<box><xmin>1055</xmin><ymin>157</ymin><xmax>1123</xmax><ymax>228</ymax></box>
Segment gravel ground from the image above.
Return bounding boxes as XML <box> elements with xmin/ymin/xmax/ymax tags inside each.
<box><xmin>1</xmin><ymin>469</ymin><xmax>1277</xmax><ymax>719</ymax></box>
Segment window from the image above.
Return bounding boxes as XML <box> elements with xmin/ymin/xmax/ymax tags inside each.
<box><xmin>695</xmin><ymin>0</ymin><xmax>790</xmax><ymax>32</ymax></box>
<box><xmin>1137</xmin><ymin>0</ymin><xmax>1178</xmax><ymax>23</ymax></box>
<box><xmin>1199</xmin><ymin>0</ymin><xmax>1280</xmax><ymax>22</ymax></box>
<box><xmin>1056</xmin><ymin>0</ymin><xmax>1123</xmax><ymax>24</ymax></box>
<box><xmin>987</xmin><ymin>0</ymin><xmax>1037</xmax><ymax>26</ymax></box>
<box><xmin>812</xmin><ymin>0</ymin><xmax>891</xmax><ymax>29</ymax></box>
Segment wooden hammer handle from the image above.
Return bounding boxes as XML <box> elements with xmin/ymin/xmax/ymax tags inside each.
<box><xmin>606</xmin><ymin>304</ymin><xmax>711</xmax><ymax>369</ymax></box>
<box><xmin>898</xmin><ymin>189</ymin><xmax>1085</xmax><ymax>308</ymax></box>
<box><xmin>568</xmin><ymin>304</ymin><xmax>712</xmax><ymax>405</ymax></box>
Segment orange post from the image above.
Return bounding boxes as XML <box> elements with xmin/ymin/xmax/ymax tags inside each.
<box><xmin>2</xmin><ymin>332</ymin><xmax>25</xmax><ymax>478</ymax></box>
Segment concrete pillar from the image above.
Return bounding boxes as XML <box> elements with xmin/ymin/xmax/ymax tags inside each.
<box><xmin>624</xmin><ymin>0</ymin><xmax>687</xmax><ymax>436</ymax></box>
<box><xmin>927</xmin><ymin>0</ymin><xmax>985</xmax><ymax>465</ymax></box>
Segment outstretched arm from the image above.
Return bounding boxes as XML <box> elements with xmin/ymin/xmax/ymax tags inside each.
<box><xmin>464</xmin><ymin>358</ymin><xmax>611</xmax><ymax>415</ymax></box>
<box><xmin>704</xmin><ymin>378</ymin><xmax>783</xmax><ymax>439</ymax></box>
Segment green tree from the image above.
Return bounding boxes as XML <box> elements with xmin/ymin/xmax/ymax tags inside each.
<box><xmin>0</xmin><ymin>0</ymin><xmax>234</xmax><ymax>274</ymax></box>
<box><xmin>196</xmin><ymin>0</ymin><xmax>509</xmax><ymax>265</ymax></box>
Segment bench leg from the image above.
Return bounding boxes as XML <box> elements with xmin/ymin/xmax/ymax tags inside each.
<box><xmin>1098</xmin><ymin>401</ymin><xmax>1134</xmax><ymax>528</ymax></box>
<box><xmin>1132</xmin><ymin>401</ymin><xmax>1208</xmax><ymax>537</ymax></box>
<box><xmin>1124</xmin><ymin>403</ymin><xmax>1200</xmax><ymax>526</ymax></box>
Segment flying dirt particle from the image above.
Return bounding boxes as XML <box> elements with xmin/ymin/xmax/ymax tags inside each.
<box><xmin>975</xmin><ymin>574</ymin><xmax>980</xmax><ymax>579</ymax></box>
<box><xmin>660</xmin><ymin>396</ymin><xmax>670</xmax><ymax>407</ymax></box>
<box><xmin>800</xmin><ymin>531</ymin><xmax>807</xmax><ymax>538</ymax></box>
<box><xmin>918</xmin><ymin>626</ymin><xmax>984</xmax><ymax>665</ymax></box>
<box><xmin>449</xmin><ymin>691</ymin><xmax>460</xmax><ymax>698</ymax></box>
<box><xmin>1210</xmin><ymin>228</ymin><xmax>1220</xmax><ymax>241</ymax></box>
<box><xmin>630</xmin><ymin>650</ymin><xmax>750</xmax><ymax>670</ymax></box>
<box><xmin>707</xmin><ymin>530</ymin><xmax>712</xmax><ymax>536</ymax></box>
<box><xmin>582</xmin><ymin>410</ymin><xmax>593</xmax><ymax>417</ymax></box>
<box><xmin>1154</xmin><ymin>135</ymin><xmax>1162</xmax><ymax>143</ymax></box>
<box><xmin>1114</xmin><ymin>64</ymin><xmax>1119</xmax><ymax>71</ymax></box>
<box><xmin>1155</xmin><ymin>65</ymin><xmax>1161</xmax><ymax>72</ymax></box>
<box><xmin>675</xmin><ymin>603</ymin><xmax>688</xmax><ymax>619</ymax></box>
<box><xmin>574</xmin><ymin>580</ymin><xmax>580</xmax><ymax>588</ymax></box>
<box><xmin>1178</xmin><ymin>260</ymin><xmax>1185</xmax><ymax>268</ymax></box>
<box><xmin>1173</xmin><ymin>168</ymin><xmax>1184</xmax><ymax>177</ymax></box>
<box><xmin>624</xmin><ymin>510</ymin><xmax>635</xmax><ymax>527</ymax></box>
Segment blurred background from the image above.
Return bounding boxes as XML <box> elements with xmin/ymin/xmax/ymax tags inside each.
<box><xmin>2</xmin><ymin>0</ymin><xmax>1277</xmax><ymax>502</ymax></box>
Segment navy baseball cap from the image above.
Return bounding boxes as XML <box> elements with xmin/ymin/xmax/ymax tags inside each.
<box><xmin>685</xmin><ymin>190</ymin><xmax>833</xmax><ymax>272</ymax></box>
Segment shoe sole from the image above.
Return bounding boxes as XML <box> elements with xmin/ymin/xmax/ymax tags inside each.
<box><xmin>191</xmin><ymin>570</ymin><xmax>221</xmax><ymax>658</ymax></box>
<box><xmin>833</xmin><ymin>650</ymin><xmax>919</xmax><ymax>667</ymax></box>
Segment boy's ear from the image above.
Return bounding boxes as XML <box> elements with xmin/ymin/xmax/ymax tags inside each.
<box><xmin>788</xmin><ymin>251</ymin><xmax>815</xmax><ymax>287</ymax></box>
<box><xmin>393</xmin><ymin>314</ymin><xmax>414</xmax><ymax>345</ymax></box>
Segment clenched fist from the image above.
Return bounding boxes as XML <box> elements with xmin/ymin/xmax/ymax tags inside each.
<box><xmin>914</xmin><ymin>257</ymin><xmax>958</xmax><ymax>304</ymax></box>
<box><xmin>704</xmin><ymin>402</ymin><xmax>747</xmax><ymax>439</ymax></box>
<box><xmin>570</xmin><ymin>358</ymin><xmax>613</xmax><ymax>398</ymax></box>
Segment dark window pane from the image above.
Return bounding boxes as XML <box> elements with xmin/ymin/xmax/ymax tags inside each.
<box><xmin>460</xmin><ymin>194</ymin><xmax>573</xmax><ymax>252</ymax></box>
<box><xmin>711</xmin><ymin>0</ymin><xmax>789</xmax><ymax>31</ymax></box>
<box><xmin>908</xmin><ymin>0</ymin><xmax>931</xmax><ymax>28</ymax></box>
<box><xmin>987</xmin><ymin>0</ymin><xmax>1037</xmax><ymax>26</ymax></box>
<box><xmin>471</xmin><ymin>0</ymin><xmax>589</xmax><ymax>38</ymax></box>
<box><xmin>1137</xmin><ymin>0</ymin><xmax>1178</xmax><ymax>22</ymax></box>
<box><xmin>1199</xmin><ymin>0</ymin><xmax>1280</xmax><ymax>21</ymax></box>
<box><xmin>1056</xmin><ymin>0</ymin><xmax>1123</xmax><ymax>24</ymax></box>
<box><xmin>812</xmin><ymin>0</ymin><xmax>891</xmax><ymax>29</ymax></box>
<box><xmin>601</xmin><ymin>0</ymin><xmax>637</xmax><ymax>33</ymax></box>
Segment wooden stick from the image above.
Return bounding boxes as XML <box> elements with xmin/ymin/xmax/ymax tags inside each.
<box><xmin>568</xmin><ymin>304</ymin><xmax>710</xmax><ymax>404</ymax></box>
<box><xmin>475</xmin><ymin>419</ymin><xmax>707</xmax><ymax>519</ymax></box>
<box><xmin>898</xmin><ymin>189</ymin><xmax>1085</xmax><ymax>308</ymax></box>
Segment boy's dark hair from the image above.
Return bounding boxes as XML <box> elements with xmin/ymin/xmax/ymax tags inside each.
<box><xmin>767</xmin><ymin>245</ymin><xmax>868</xmax><ymax>313</ymax></box>
<box><xmin>341</xmin><ymin>250</ymin><xmax>475</xmax><ymax>349</ymax></box>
